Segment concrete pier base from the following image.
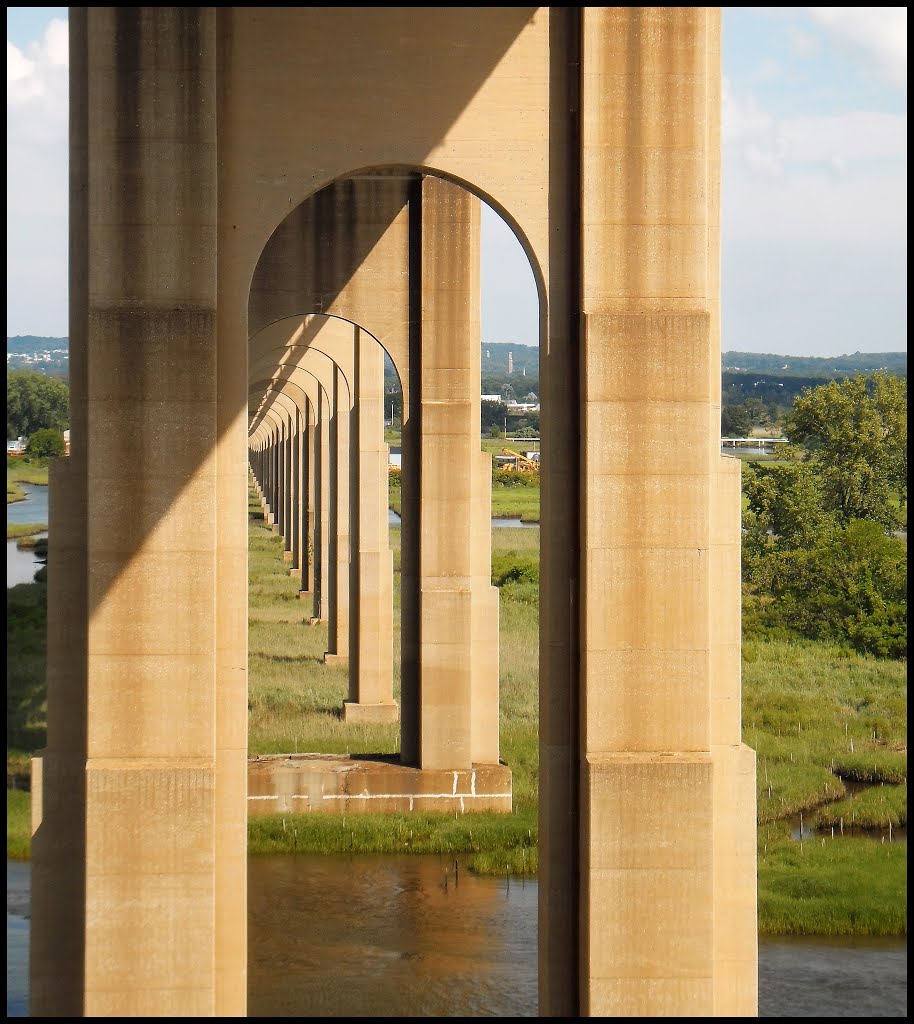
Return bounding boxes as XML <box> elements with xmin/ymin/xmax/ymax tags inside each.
<box><xmin>343</xmin><ymin>701</ymin><xmax>400</xmax><ymax>725</ymax></box>
<box><xmin>248</xmin><ymin>753</ymin><xmax>512</xmax><ymax>815</ymax></box>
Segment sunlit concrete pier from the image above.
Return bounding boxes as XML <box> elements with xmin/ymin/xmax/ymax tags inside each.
<box><xmin>32</xmin><ymin>7</ymin><xmax>757</xmax><ymax>1018</ymax></box>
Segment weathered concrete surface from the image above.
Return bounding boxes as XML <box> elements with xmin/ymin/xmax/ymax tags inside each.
<box><xmin>248</xmin><ymin>753</ymin><xmax>512</xmax><ymax>816</ymax></box>
<box><xmin>39</xmin><ymin>7</ymin><xmax>756</xmax><ymax>1018</ymax></box>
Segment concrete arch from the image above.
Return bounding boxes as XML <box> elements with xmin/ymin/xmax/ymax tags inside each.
<box><xmin>250</xmin><ymin>372</ymin><xmax>331</xmax><ymax>621</ymax></box>
<box><xmin>35</xmin><ymin>10</ymin><xmax>755</xmax><ymax>1019</ymax></box>
<box><xmin>250</xmin><ymin>388</ymin><xmax>300</xmax><ymax>544</ymax></box>
<box><xmin>248</xmin><ymin>319</ymin><xmax>411</xmax><ymax>723</ymax></box>
<box><xmin>250</xmin><ymin>377</ymin><xmax>314</xmax><ymax>590</ymax></box>
<box><xmin>250</xmin><ymin>338</ymin><xmax>358</xmax><ymax>659</ymax></box>
<box><xmin>251</xmin><ymin>168</ymin><xmax>548</xmax><ymax>369</ymax></box>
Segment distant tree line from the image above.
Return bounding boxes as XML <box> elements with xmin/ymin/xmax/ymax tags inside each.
<box><xmin>741</xmin><ymin>372</ymin><xmax>906</xmax><ymax>659</ymax></box>
<box><xmin>722</xmin><ymin>350</ymin><xmax>907</xmax><ymax>378</ymax></box>
<box><xmin>7</xmin><ymin>370</ymin><xmax>69</xmax><ymax>440</ymax></box>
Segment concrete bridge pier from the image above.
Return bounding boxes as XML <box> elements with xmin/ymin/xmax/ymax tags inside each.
<box><xmin>345</xmin><ymin>326</ymin><xmax>397</xmax><ymax>723</ymax></box>
<box><xmin>399</xmin><ymin>176</ymin><xmax>500</xmax><ymax>769</ymax></box>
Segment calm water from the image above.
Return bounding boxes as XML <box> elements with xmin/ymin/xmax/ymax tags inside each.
<box><xmin>6</xmin><ymin>485</ymin><xmax>48</xmax><ymax>526</ymax></box>
<box><xmin>8</xmin><ymin>489</ymin><xmax>905</xmax><ymax>1016</ymax></box>
<box><xmin>7</xmin><ymin>857</ymin><xmax>907</xmax><ymax>1017</ymax></box>
<box><xmin>7</xmin><ymin>540</ymin><xmax>44</xmax><ymax>588</ymax></box>
<box><xmin>7</xmin><ymin>486</ymin><xmax>48</xmax><ymax>588</ymax></box>
<box><xmin>388</xmin><ymin>509</ymin><xmax>538</xmax><ymax>529</ymax></box>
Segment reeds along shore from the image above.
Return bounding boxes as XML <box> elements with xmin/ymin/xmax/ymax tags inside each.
<box><xmin>4</xmin><ymin>478</ymin><xmax>907</xmax><ymax>936</ymax></box>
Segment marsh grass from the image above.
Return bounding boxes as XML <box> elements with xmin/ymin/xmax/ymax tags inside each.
<box><xmin>7</xmin><ymin>459</ymin><xmax>50</xmax><ymax>503</ymax></box>
<box><xmin>6</xmin><ymin>789</ymin><xmax>30</xmax><ymax>860</ymax></box>
<box><xmin>5</xmin><ymin>481</ymin><xmax>906</xmax><ymax>931</ymax></box>
<box><xmin>248</xmin><ymin>810</ymin><xmax>538</xmax><ymax>874</ymax></box>
<box><xmin>757</xmin><ymin>820</ymin><xmax>907</xmax><ymax>935</ymax></box>
<box><xmin>813</xmin><ymin>783</ymin><xmax>907</xmax><ymax>830</ymax></box>
<box><xmin>248</xmin><ymin>513</ymin><xmax>399</xmax><ymax>758</ymax></box>
<box><xmin>7</xmin><ymin>579</ymin><xmax>48</xmax><ymax>775</ymax></box>
<box><xmin>491</xmin><ymin>485</ymin><xmax>540</xmax><ymax>522</ymax></box>
<box><xmin>8</xmin><ymin>523</ymin><xmax>46</xmax><ymax>543</ymax></box>
<box><xmin>744</xmin><ymin>639</ymin><xmax>907</xmax><ymax>826</ymax></box>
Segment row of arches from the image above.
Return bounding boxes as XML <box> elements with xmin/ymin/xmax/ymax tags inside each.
<box><xmin>247</xmin><ymin>174</ymin><xmax>504</xmax><ymax>770</ymax></box>
<box><xmin>32</xmin><ymin>9</ymin><xmax>757</xmax><ymax>1017</ymax></box>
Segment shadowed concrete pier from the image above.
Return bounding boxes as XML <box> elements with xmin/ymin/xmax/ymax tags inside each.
<box><xmin>32</xmin><ymin>7</ymin><xmax>757</xmax><ymax>1017</ymax></box>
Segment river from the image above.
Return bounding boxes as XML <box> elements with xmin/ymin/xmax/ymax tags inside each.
<box><xmin>7</xmin><ymin>485</ymin><xmax>48</xmax><ymax>588</ymax></box>
<box><xmin>7</xmin><ymin>489</ymin><xmax>907</xmax><ymax>1016</ymax></box>
<box><xmin>7</xmin><ymin>857</ymin><xmax>907</xmax><ymax>1017</ymax></box>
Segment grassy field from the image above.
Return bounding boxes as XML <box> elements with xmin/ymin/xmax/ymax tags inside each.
<box><xmin>6</xmin><ymin>474</ymin><xmax>907</xmax><ymax>935</ymax></box>
<box><xmin>7</xmin><ymin>456</ymin><xmax>49</xmax><ymax>504</ymax></box>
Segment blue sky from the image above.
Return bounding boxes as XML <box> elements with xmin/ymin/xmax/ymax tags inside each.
<box><xmin>7</xmin><ymin>8</ymin><xmax>907</xmax><ymax>356</ymax></box>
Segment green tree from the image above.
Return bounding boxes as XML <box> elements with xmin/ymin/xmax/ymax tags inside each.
<box><xmin>721</xmin><ymin>403</ymin><xmax>753</xmax><ymax>437</ymax></box>
<box><xmin>26</xmin><ymin>428</ymin><xmax>66</xmax><ymax>459</ymax></box>
<box><xmin>7</xmin><ymin>370</ymin><xmax>70</xmax><ymax>439</ymax></box>
<box><xmin>742</xmin><ymin>458</ymin><xmax>835</xmax><ymax>551</ymax></box>
<box><xmin>743</xmin><ymin>520</ymin><xmax>906</xmax><ymax>659</ymax></box>
<box><xmin>482</xmin><ymin>399</ymin><xmax>509</xmax><ymax>434</ymax></box>
<box><xmin>784</xmin><ymin>372</ymin><xmax>906</xmax><ymax>532</ymax></box>
<box><xmin>741</xmin><ymin>372</ymin><xmax>907</xmax><ymax>659</ymax></box>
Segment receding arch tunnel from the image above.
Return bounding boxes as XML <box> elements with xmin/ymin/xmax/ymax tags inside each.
<box><xmin>34</xmin><ymin>9</ymin><xmax>755</xmax><ymax>1018</ymax></box>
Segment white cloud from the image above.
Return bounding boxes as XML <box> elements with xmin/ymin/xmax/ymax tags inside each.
<box><xmin>724</xmin><ymin>74</ymin><xmax>906</xmax><ymax>194</ymax></box>
<box><xmin>7</xmin><ymin>17</ymin><xmax>69</xmax><ymax>336</ymax></box>
<box><xmin>805</xmin><ymin>7</ymin><xmax>907</xmax><ymax>86</ymax></box>
<box><xmin>723</xmin><ymin>79</ymin><xmax>789</xmax><ymax>177</ymax></box>
<box><xmin>7</xmin><ymin>18</ymin><xmax>68</xmax><ymax>138</ymax></box>
<box><xmin>788</xmin><ymin>25</ymin><xmax>820</xmax><ymax>59</ymax></box>
<box><xmin>721</xmin><ymin>58</ymin><xmax>906</xmax><ymax>354</ymax></box>
<box><xmin>779</xmin><ymin>110</ymin><xmax>906</xmax><ymax>164</ymax></box>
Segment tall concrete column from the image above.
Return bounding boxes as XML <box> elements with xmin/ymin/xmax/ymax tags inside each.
<box><xmin>282</xmin><ymin>407</ymin><xmax>293</xmax><ymax>556</ymax></box>
<box><xmin>29</xmin><ymin>7</ymin><xmax>90</xmax><ymax>1013</ymax></box>
<box><xmin>570</xmin><ymin>9</ymin><xmax>757</xmax><ymax>1017</ymax></box>
<box><xmin>401</xmin><ymin>176</ymin><xmax>499</xmax><ymax>770</ymax></box>
<box><xmin>303</xmin><ymin>396</ymin><xmax>317</xmax><ymax>599</ymax></box>
<box><xmin>324</xmin><ymin>358</ymin><xmax>352</xmax><ymax>665</ymax></box>
<box><xmin>289</xmin><ymin>403</ymin><xmax>304</xmax><ymax>576</ymax></box>
<box><xmin>47</xmin><ymin>8</ymin><xmax>245</xmax><ymax>1016</ymax></box>
<box><xmin>345</xmin><ymin>327</ymin><xmax>397</xmax><ymax>721</ymax></box>
<box><xmin>314</xmin><ymin>382</ymin><xmax>332</xmax><ymax>622</ymax></box>
<box><xmin>252</xmin><ymin>387</ymin><xmax>306</xmax><ymax>576</ymax></box>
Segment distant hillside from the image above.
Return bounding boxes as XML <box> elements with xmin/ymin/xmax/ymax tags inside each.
<box><xmin>9</xmin><ymin>338</ymin><xmax>906</xmax><ymax>400</ymax></box>
<box><xmin>7</xmin><ymin>335</ymin><xmax>69</xmax><ymax>376</ymax></box>
<box><xmin>481</xmin><ymin>342</ymin><xmax>537</xmax><ymax>377</ymax></box>
<box><xmin>7</xmin><ymin>335</ymin><xmax>69</xmax><ymax>354</ymax></box>
<box><xmin>722</xmin><ymin>350</ymin><xmax>906</xmax><ymax>378</ymax></box>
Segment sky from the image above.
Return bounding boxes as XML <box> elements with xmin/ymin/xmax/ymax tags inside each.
<box><xmin>7</xmin><ymin>8</ymin><xmax>907</xmax><ymax>357</ymax></box>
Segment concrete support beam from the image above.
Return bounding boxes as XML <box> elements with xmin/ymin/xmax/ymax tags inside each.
<box><xmin>346</xmin><ymin>327</ymin><xmax>397</xmax><ymax>721</ymax></box>
<box><xmin>29</xmin><ymin>460</ymin><xmax>89</xmax><ymax>1015</ymax></box>
<box><xmin>36</xmin><ymin>8</ymin><xmax>248</xmax><ymax>1016</ymax></box>
<box><xmin>325</xmin><ymin>359</ymin><xmax>352</xmax><ymax>665</ymax></box>
<box><xmin>570</xmin><ymin>9</ymin><xmax>757</xmax><ymax>1017</ymax></box>
<box><xmin>249</xmin><ymin>318</ymin><xmax>397</xmax><ymax>710</ymax></box>
<box><xmin>400</xmin><ymin>176</ymin><xmax>499</xmax><ymax>769</ymax></box>
<box><xmin>46</xmin><ymin>10</ymin><xmax>753</xmax><ymax>1016</ymax></box>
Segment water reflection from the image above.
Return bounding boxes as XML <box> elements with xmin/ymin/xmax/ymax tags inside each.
<box><xmin>758</xmin><ymin>935</ymin><xmax>908</xmax><ymax>1018</ymax></box>
<box><xmin>7</xmin><ymin>485</ymin><xmax>49</xmax><ymax>588</ymax></box>
<box><xmin>7</xmin><ymin>539</ymin><xmax>45</xmax><ymax>588</ymax></box>
<box><xmin>388</xmin><ymin>509</ymin><xmax>538</xmax><ymax>529</ymax></box>
<box><xmin>6</xmin><ymin>857</ymin><xmax>908</xmax><ymax>1017</ymax></box>
<box><xmin>248</xmin><ymin>853</ymin><xmax>538</xmax><ymax>1018</ymax></box>
<box><xmin>6</xmin><ymin>485</ymin><xmax>48</xmax><ymax>526</ymax></box>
